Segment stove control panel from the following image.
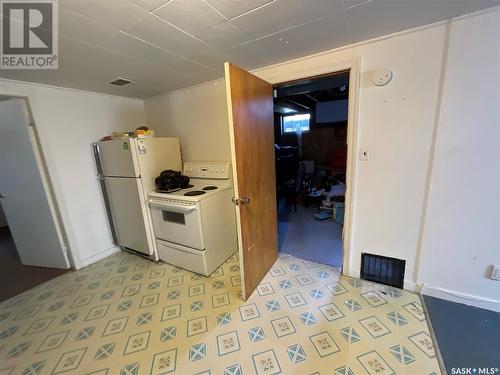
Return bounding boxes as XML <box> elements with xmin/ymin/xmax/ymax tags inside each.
<box><xmin>148</xmin><ymin>196</ymin><xmax>198</xmax><ymax>206</ymax></box>
<box><xmin>183</xmin><ymin>162</ymin><xmax>231</xmax><ymax>179</ymax></box>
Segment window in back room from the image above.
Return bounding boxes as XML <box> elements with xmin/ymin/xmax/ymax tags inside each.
<box><xmin>282</xmin><ymin>113</ymin><xmax>311</xmax><ymax>134</ymax></box>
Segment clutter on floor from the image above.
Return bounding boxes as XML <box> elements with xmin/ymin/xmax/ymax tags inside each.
<box><xmin>313</xmin><ymin>210</ymin><xmax>332</xmax><ymax>221</ymax></box>
<box><xmin>306</xmin><ymin>173</ymin><xmax>346</xmax><ymax>223</ymax></box>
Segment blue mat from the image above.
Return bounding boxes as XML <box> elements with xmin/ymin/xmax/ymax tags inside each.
<box><xmin>423</xmin><ymin>295</ymin><xmax>500</xmax><ymax>373</ymax></box>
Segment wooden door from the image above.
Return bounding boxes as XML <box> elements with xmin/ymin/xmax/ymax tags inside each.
<box><xmin>224</xmin><ymin>62</ymin><xmax>278</xmax><ymax>300</ymax></box>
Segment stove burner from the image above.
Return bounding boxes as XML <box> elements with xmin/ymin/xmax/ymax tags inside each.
<box><xmin>155</xmin><ymin>188</ymin><xmax>180</xmax><ymax>194</ymax></box>
<box><xmin>184</xmin><ymin>184</ymin><xmax>194</xmax><ymax>189</ymax></box>
<box><xmin>202</xmin><ymin>186</ymin><xmax>218</xmax><ymax>191</ymax></box>
<box><xmin>184</xmin><ymin>190</ymin><xmax>206</xmax><ymax>196</ymax></box>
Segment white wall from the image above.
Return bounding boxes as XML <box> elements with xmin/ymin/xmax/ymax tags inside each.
<box><xmin>144</xmin><ymin>8</ymin><xmax>500</xmax><ymax>310</ymax></box>
<box><xmin>0</xmin><ymin>79</ymin><xmax>145</xmax><ymax>268</ymax></box>
<box><xmin>145</xmin><ymin>80</ymin><xmax>230</xmax><ymax>162</ymax></box>
<box><xmin>417</xmin><ymin>10</ymin><xmax>500</xmax><ymax>309</ymax></box>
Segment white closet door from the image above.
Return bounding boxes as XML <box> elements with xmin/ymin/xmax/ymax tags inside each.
<box><xmin>0</xmin><ymin>99</ymin><xmax>70</xmax><ymax>268</ymax></box>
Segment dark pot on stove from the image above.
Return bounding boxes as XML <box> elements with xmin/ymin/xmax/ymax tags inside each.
<box><xmin>155</xmin><ymin>170</ymin><xmax>190</xmax><ymax>192</ymax></box>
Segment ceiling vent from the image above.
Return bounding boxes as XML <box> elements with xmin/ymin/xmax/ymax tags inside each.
<box><xmin>110</xmin><ymin>77</ymin><xmax>135</xmax><ymax>86</ymax></box>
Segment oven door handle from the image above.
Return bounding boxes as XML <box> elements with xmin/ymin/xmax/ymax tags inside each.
<box><xmin>149</xmin><ymin>200</ymin><xmax>197</xmax><ymax>213</ymax></box>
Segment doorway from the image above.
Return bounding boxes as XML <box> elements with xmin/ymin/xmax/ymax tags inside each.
<box><xmin>225</xmin><ymin>61</ymin><xmax>359</xmax><ymax>299</ymax></box>
<box><xmin>0</xmin><ymin>97</ymin><xmax>70</xmax><ymax>301</ymax></box>
<box><xmin>0</xmin><ymin>223</ymin><xmax>68</xmax><ymax>301</ymax></box>
<box><xmin>273</xmin><ymin>71</ymin><xmax>350</xmax><ymax>268</ymax></box>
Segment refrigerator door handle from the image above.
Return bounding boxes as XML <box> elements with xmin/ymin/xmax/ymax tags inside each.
<box><xmin>93</xmin><ymin>142</ymin><xmax>103</xmax><ymax>176</ymax></box>
<box><xmin>93</xmin><ymin>142</ymin><xmax>118</xmax><ymax>244</ymax></box>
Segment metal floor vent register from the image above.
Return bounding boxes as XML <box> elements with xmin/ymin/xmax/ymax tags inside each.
<box><xmin>360</xmin><ymin>253</ymin><xmax>405</xmax><ymax>288</ymax></box>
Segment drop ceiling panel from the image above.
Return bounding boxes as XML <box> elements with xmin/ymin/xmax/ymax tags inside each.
<box><xmin>126</xmin><ymin>14</ymin><xmax>225</xmax><ymax>70</ymax></box>
<box><xmin>194</xmin><ymin>21</ymin><xmax>251</xmax><ymax>49</ymax></box>
<box><xmin>56</xmin><ymin>20</ymin><xmax>182</xmax><ymax>96</ymax></box>
<box><xmin>229</xmin><ymin>8</ymin><xmax>348</xmax><ymax>68</ymax></box>
<box><xmin>55</xmin><ymin>40</ymin><xmax>184</xmax><ymax>97</ymax></box>
<box><xmin>205</xmin><ymin>0</ymin><xmax>273</xmax><ymax>19</ymax></box>
<box><xmin>1</xmin><ymin>37</ymin><xmax>180</xmax><ymax>97</ymax></box>
<box><xmin>275</xmin><ymin>13</ymin><xmax>349</xmax><ymax>57</ymax></box>
<box><xmin>228</xmin><ymin>28</ymin><xmax>312</xmax><ymax>68</ymax></box>
<box><xmin>343</xmin><ymin>0</ymin><xmax>370</xmax><ymax>10</ymax></box>
<box><xmin>60</xmin><ymin>0</ymin><xmax>148</xmax><ymax>30</ymax></box>
<box><xmin>231</xmin><ymin>0</ymin><xmax>345</xmax><ymax>39</ymax></box>
<box><xmin>58</xmin><ymin>9</ymin><xmax>119</xmax><ymax>47</ymax></box>
<box><xmin>132</xmin><ymin>0</ymin><xmax>170</xmax><ymax>12</ymax></box>
<box><xmin>1</xmin><ymin>0</ymin><xmax>499</xmax><ymax>98</ymax></box>
<box><xmin>153</xmin><ymin>0</ymin><xmax>226</xmax><ymax>34</ymax></box>
<box><xmin>102</xmin><ymin>32</ymin><xmax>222</xmax><ymax>86</ymax></box>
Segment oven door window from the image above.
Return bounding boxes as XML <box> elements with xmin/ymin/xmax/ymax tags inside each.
<box><xmin>151</xmin><ymin>202</ymin><xmax>204</xmax><ymax>250</ymax></box>
<box><xmin>162</xmin><ymin>210</ymin><xmax>185</xmax><ymax>225</ymax></box>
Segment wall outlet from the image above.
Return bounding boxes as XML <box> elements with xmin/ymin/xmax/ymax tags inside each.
<box><xmin>490</xmin><ymin>265</ymin><xmax>500</xmax><ymax>281</ymax></box>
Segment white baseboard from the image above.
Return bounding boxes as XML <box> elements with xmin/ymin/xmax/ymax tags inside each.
<box><xmin>420</xmin><ymin>284</ymin><xmax>500</xmax><ymax>313</ymax></box>
<box><xmin>345</xmin><ymin>269</ymin><xmax>422</xmax><ymax>294</ymax></box>
<box><xmin>76</xmin><ymin>245</ymin><xmax>121</xmax><ymax>269</ymax></box>
<box><xmin>403</xmin><ymin>279</ymin><xmax>421</xmax><ymax>292</ymax></box>
<box><xmin>342</xmin><ymin>273</ymin><xmax>499</xmax><ymax>312</ymax></box>
<box><xmin>346</xmin><ymin>267</ymin><xmax>360</xmax><ymax>278</ymax></box>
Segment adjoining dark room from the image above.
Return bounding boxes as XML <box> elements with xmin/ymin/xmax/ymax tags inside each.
<box><xmin>274</xmin><ymin>71</ymin><xmax>350</xmax><ymax>267</ymax></box>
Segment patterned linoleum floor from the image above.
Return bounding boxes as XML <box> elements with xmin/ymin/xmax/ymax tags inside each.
<box><xmin>0</xmin><ymin>251</ymin><xmax>440</xmax><ymax>375</ymax></box>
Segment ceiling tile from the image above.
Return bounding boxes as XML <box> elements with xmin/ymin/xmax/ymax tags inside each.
<box><xmin>58</xmin><ymin>8</ymin><xmax>119</xmax><ymax>47</ymax></box>
<box><xmin>125</xmin><ymin>14</ymin><xmax>226</xmax><ymax>69</ymax></box>
<box><xmin>228</xmin><ymin>13</ymin><xmax>345</xmax><ymax>69</ymax></box>
<box><xmin>132</xmin><ymin>0</ymin><xmax>170</xmax><ymax>12</ymax></box>
<box><xmin>102</xmin><ymin>32</ymin><xmax>222</xmax><ymax>84</ymax></box>
<box><xmin>229</xmin><ymin>34</ymin><xmax>304</xmax><ymax>69</ymax></box>
<box><xmin>282</xmin><ymin>13</ymin><xmax>349</xmax><ymax>54</ymax></box>
<box><xmin>0</xmin><ymin>36</ymin><xmax>184</xmax><ymax>97</ymax></box>
<box><xmin>60</xmin><ymin>0</ymin><xmax>148</xmax><ymax>30</ymax></box>
<box><xmin>343</xmin><ymin>0</ymin><xmax>370</xmax><ymax>10</ymax></box>
<box><xmin>3</xmin><ymin>0</ymin><xmax>499</xmax><ymax>98</ymax></box>
<box><xmin>205</xmin><ymin>0</ymin><xmax>273</xmax><ymax>19</ymax></box>
<box><xmin>153</xmin><ymin>0</ymin><xmax>226</xmax><ymax>34</ymax></box>
<box><xmin>56</xmin><ymin>40</ymin><xmax>182</xmax><ymax>97</ymax></box>
<box><xmin>194</xmin><ymin>21</ymin><xmax>251</xmax><ymax>49</ymax></box>
<box><xmin>231</xmin><ymin>0</ymin><xmax>345</xmax><ymax>39</ymax></box>
<box><xmin>347</xmin><ymin>0</ymin><xmax>500</xmax><ymax>39</ymax></box>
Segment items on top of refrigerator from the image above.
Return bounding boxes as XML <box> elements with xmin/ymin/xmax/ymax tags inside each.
<box><xmin>134</xmin><ymin>126</ymin><xmax>155</xmax><ymax>138</ymax></box>
<box><xmin>100</xmin><ymin>126</ymin><xmax>155</xmax><ymax>141</ymax></box>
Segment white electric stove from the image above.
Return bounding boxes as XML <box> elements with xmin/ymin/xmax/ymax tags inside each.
<box><xmin>148</xmin><ymin>162</ymin><xmax>238</xmax><ymax>276</ymax></box>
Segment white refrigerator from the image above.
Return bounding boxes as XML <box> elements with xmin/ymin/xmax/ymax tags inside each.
<box><xmin>94</xmin><ymin>137</ymin><xmax>181</xmax><ymax>258</ymax></box>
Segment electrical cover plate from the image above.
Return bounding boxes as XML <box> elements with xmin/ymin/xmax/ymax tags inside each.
<box><xmin>490</xmin><ymin>265</ymin><xmax>500</xmax><ymax>281</ymax></box>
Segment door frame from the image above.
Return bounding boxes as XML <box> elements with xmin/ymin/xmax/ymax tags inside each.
<box><xmin>252</xmin><ymin>58</ymin><xmax>361</xmax><ymax>276</ymax></box>
<box><xmin>0</xmin><ymin>95</ymin><xmax>74</xmax><ymax>268</ymax></box>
